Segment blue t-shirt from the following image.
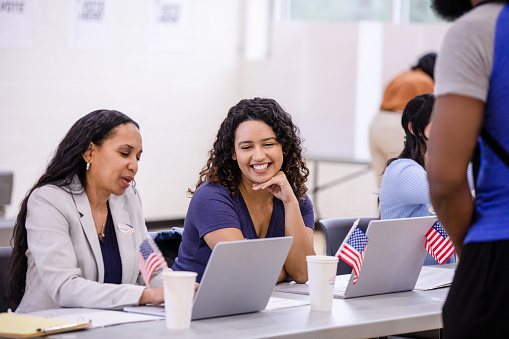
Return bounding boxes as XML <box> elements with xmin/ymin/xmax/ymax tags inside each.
<box><xmin>172</xmin><ymin>182</ymin><xmax>315</xmax><ymax>282</ymax></box>
<box><xmin>436</xmin><ymin>4</ymin><xmax>509</xmax><ymax>244</ymax></box>
<box><xmin>467</xmin><ymin>5</ymin><xmax>509</xmax><ymax>243</ymax></box>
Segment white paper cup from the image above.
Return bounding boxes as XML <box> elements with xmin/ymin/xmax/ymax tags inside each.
<box><xmin>306</xmin><ymin>255</ymin><xmax>338</xmax><ymax>312</ymax></box>
<box><xmin>163</xmin><ymin>270</ymin><xmax>197</xmax><ymax>330</ymax></box>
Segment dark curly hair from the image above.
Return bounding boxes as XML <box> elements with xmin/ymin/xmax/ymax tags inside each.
<box><xmin>8</xmin><ymin>109</ymin><xmax>138</xmax><ymax>305</ymax></box>
<box><xmin>431</xmin><ymin>0</ymin><xmax>509</xmax><ymax>22</ymax></box>
<box><xmin>190</xmin><ymin>98</ymin><xmax>309</xmax><ymax>200</ymax></box>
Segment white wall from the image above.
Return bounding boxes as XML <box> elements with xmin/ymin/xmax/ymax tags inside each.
<box><xmin>269</xmin><ymin>20</ymin><xmax>450</xmax><ymax>162</ymax></box>
<box><xmin>0</xmin><ymin>1</ymin><xmax>450</xmax><ymax>222</ymax></box>
<box><xmin>0</xmin><ymin>0</ymin><xmax>243</xmax><ymax>220</ymax></box>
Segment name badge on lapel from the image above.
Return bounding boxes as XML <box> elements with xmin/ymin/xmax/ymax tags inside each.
<box><xmin>118</xmin><ymin>223</ymin><xmax>135</xmax><ymax>234</ymax></box>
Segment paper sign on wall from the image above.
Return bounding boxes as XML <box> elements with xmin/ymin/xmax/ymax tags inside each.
<box><xmin>0</xmin><ymin>0</ymin><xmax>34</xmax><ymax>48</ymax></box>
<box><xmin>68</xmin><ymin>0</ymin><xmax>109</xmax><ymax>49</ymax></box>
<box><xmin>148</xmin><ymin>0</ymin><xmax>189</xmax><ymax>51</ymax></box>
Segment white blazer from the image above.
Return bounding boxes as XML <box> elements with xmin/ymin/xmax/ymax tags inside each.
<box><xmin>16</xmin><ymin>178</ymin><xmax>163</xmax><ymax>313</ymax></box>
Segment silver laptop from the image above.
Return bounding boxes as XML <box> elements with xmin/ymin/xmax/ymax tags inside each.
<box><xmin>125</xmin><ymin>236</ymin><xmax>293</xmax><ymax>319</ymax></box>
<box><xmin>276</xmin><ymin>216</ymin><xmax>439</xmax><ymax>298</ymax></box>
<box><xmin>335</xmin><ymin>216</ymin><xmax>437</xmax><ymax>298</ymax></box>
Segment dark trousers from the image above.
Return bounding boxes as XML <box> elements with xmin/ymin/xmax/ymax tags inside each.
<box><xmin>443</xmin><ymin>240</ymin><xmax>509</xmax><ymax>338</ymax></box>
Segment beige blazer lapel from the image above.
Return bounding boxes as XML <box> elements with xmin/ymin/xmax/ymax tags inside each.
<box><xmin>72</xmin><ymin>189</ymin><xmax>105</xmax><ymax>283</ymax></box>
<box><xmin>109</xmin><ymin>196</ymin><xmax>137</xmax><ymax>284</ymax></box>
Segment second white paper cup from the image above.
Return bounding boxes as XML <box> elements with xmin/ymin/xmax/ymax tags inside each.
<box><xmin>163</xmin><ymin>270</ymin><xmax>197</xmax><ymax>330</ymax></box>
<box><xmin>306</xmin><ymin>255</ymin><xmax>338</xmax><ymax>312</ymax></box>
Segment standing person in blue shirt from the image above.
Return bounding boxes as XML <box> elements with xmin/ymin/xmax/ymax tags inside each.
<box><xmin>379</xmin><ymin>94</ymin><xmax>461</xmax><ymax>265</ymax></box>
<box><xmin>172</xmin><ymin>98</ymin><xmax>315</xmax><ymax>283</ymax></box>
<box><xmin>428</xmin><ymin>0</ymin><xmax>509</xmax><ymax>337</ymax></box>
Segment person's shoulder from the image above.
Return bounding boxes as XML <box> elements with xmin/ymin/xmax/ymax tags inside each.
<box><xmin>298</xmin><ymin>193</ymin><xmax>314</xmax><ymax>212</ymax></box>
<box><xmin>391</xmin><ymin>70</ymin><xmax>415</xmax><ymax>83</ymax></box>
<box><xmin>382</xmin><ymin>159</ymin><xmax>425</xmax><ymax>192</ymax></box>
<box><xmin>411</xmin><ymin>69</ymin><xmax>433</xmax><ymax>83</ymax></box>
<box><xmin>28</xmin><ymin>183</ymin><xmax>77</xmax><ymax>212</ymax></box>
<box><xmin>117</xmin><ymin>186</ymin><xmax>142</xmax><ymax>205</ymax></box>
<box><xmin>187</xmin><ymin>182</ymin><xmax>238</xmax><ymax>217</ymax></box>
<box><xmin>446</xmin><ymin>3</ymin><xmax>502</xmax><ymax>39</ymax></box>
<box><xmin>299</xmin><ymin>193</ymin><xmax>312</xmax><ymax>205</ymax></box>
<box><xmin>462</xmin><ymin>3</ymin><xmax>504</xmax><ymax>23</ymax></box>
<box><xmin>388</xmin><ymin>70</ymin><xmax>432</xmax><ymax>90</ymax></box>
<box><xmin>31</xmin><ymin>183</ymin><xmax>72</xmax><ymax>200</ymax></box>
<box><xmin>386</xmin><ymin>158</ymin><xmax>421</xmax><ymax>173</ymax></box>
<box><xmin>193</xmin><ymin>181</ymin><xmax>233</xmax><ymax>200</ymax></box>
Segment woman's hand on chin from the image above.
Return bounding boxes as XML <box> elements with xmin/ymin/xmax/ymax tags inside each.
<box><xmin>252</xmin><ymin>171</ymin><xmax>297</xmax><ymax>205</ymax></box>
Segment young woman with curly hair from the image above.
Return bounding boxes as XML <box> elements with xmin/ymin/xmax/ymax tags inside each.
<box><xmin>172</xmin><ymin>98</ymin><xmax>315</xmax><ymax>283</ymax></box>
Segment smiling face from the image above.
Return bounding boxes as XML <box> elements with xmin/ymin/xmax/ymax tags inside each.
<box><xmin>232</xmin><ymin>120</ymin><xmax>284</xmax><ymax>186</ymax></box>
<box><xmin>83</xmin><ymin>122</ymin><xmax>142</xmax><ymax>197</ymax></box>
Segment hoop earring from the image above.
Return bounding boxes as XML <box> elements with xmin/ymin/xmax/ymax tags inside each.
<box><xmin>131</xmin><ymin>179</ymin><xmax>137</xmax><ymax>195</ymax></box>
<box><xmin>86</xmin><ymin>162</ymin><xmax>90</xmax><ymax>171</ymax></box>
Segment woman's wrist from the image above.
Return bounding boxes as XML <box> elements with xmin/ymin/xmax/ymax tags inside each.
<box><xmin>282</xmin><ymin>197</ymin><xmax>299</xmax><ymax>208</ymax></box>
<box><xmin>139</xmin><ymin>288</ymin><xmax>152</xmax><ymax>305</ymax></box>
<box><xmin>139</xmin><ymin>287</ymin><xmax>164</xmax><ymax>305</ymax></box>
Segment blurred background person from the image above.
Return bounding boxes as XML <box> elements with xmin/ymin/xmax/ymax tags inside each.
<box><xmin>369</xmin><ymin>52</ymin><xmax>437</xmax><ymax>188</ymax></box>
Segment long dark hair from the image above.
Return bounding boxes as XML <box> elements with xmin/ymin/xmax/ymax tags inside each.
<box><xmin>387</xmin><ymin>93</ymin><xmax>435</xmax><ymax>169</ymax></box>
<box><xmin>190</xmin><ymin>97</ymin><xmax>309</xmax><ymax>200</ymax></box>
<box><xmin>7</xmin><ymin>109</ymin><xmax>139</xmax><ymax>305</ymax></box>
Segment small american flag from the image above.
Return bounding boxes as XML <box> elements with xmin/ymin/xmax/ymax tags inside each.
<box><xmin>425</xmin><ymin>221</ymin><xmax>455</xmax><ymax>265</ymax></box>
<box><xmin>138</xmin><ymin>236</ymin><xmax>168</xmax><ymax>286</ymax></box>
<box><xmin>335</xmin><ymin>219</ymin><xmax>369</xmax><ymax>284</ymax></box>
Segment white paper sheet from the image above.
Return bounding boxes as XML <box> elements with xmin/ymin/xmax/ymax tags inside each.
<box><xmin>413</xmin><ymin>266</ymin><xmax>455</xmax><ymax>291</ymax></box>
<box><xmin>0</xmin><ymin>0</ymin><xmax>34</xmax><ymax>48</ymax></box>
<box><xmin>68</xmin><ymin>0</ymin><xmax>110</xmax><ymax>49</ymax></box>
<box><xmin>27</xmin><ymin>308</ymin><xmax>162</xmax><ymax>329</ymax></box>
<box><xmin>263</xmin><ymin>297</ymin><xmax>309</xmax><ymax>311</ymax></box>
<box><xmin>124</xmin><ymin>297</ymin><xmax>310</xmax><ymax>317</ymax></box>
<box><xmin>276</xmin><ymin>266</ymin><xmax>455</xmax><ymax>296</ymax></box>
<box><xmin>147</xmin><ymin>0</ymin><xmax>188</xmax><ymax>51</ymax></box>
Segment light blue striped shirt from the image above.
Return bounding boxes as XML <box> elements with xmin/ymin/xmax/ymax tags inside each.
<box><xmin>379</xmin><ymin>158</ymin><xmax>468</xmax><ymax>265</ymax></box>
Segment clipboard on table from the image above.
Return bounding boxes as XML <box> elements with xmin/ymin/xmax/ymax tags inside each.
<box><xmin>0</xmin><ymin>312</ymin><xmax>90</xmax><ymax>338</ymax></box>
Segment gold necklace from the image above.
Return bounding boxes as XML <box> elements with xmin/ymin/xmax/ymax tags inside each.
<box><xmin>98</xmin><ymin>211</ymin><xmax>108</xmax><ymax>242</ymax></box>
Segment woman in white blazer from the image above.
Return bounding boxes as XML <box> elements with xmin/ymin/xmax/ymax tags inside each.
<box><xmin>8</xmin><ymin>110</ymin><xmax>165</xmax><ymax>313</ymax></box>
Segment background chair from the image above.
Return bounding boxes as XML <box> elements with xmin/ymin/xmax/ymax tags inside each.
<box><xmin>319</xmin><ymin>217</ymin><xmax>379</xmax><ymax>275</ymax></box>
<box><xmin>0</xmin><ymin>246</ymin><xmax>18</xmax><ymax>312</ymax></box>
<box><xmin>149</xmin><ymin>227</ymin><xmax>183</xmax><ymax>268</ymax></box>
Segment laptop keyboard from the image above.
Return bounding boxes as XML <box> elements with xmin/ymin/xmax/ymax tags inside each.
<box><xmin>333</xmin><ymin>274</ymin><xmax>351</xmax><ymax>294</ymax></box>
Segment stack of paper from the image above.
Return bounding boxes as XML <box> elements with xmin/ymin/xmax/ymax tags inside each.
<box><xmin>27</xmin><ymin>308</ymin><xmax>162</xmax><ymax>329</ymax></box>
<box><xmin>0</xmin><ymin>312</ymin><xmax>90</xmax><ymax>338</ymax></box>
<box><xmin>413</xmin><ymin>266</ymin><xmax>455</xmax><ymax>291</ymax></box>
